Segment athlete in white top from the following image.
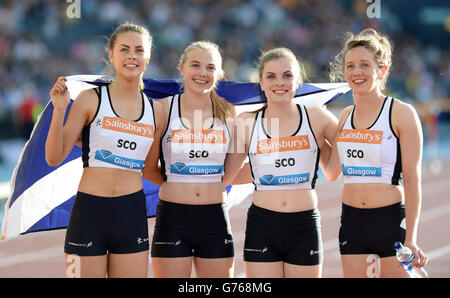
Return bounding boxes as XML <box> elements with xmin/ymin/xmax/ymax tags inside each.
<box><xmin>46</xmin><ymin>23</ymin><xmax>165</xmax><ymax>278</ymax></box>
<box><xmin>81</xmin><ymin>84</ymin><xmax>156</xmax><ymax>172</ymax></box>
<box><xmin>159</xmin><ymin>93</ymin><xmax>230</xmax><ymax>183</ymax></box>
<box><xmin>142</xmin><ymin>41</ymin><xmax>236</xmax><ymax>278</ymax></box>
<box><xmin>223</xmin><ymin>48</ymin><xmax>339</xmax><ymax>278</ymax></box>
<box><xmin>337</xmin><ymin>96</ymin><xmax>402</xmax><ymax>185</ymax></box>
<box><xmin>328</xmin><ymin>28</ymin><xmax>427</xmax><ymax>277</ymax></box>
<box><xmin>248</xmin><ymin>103</ymin><xmax>319</xmax><ymax>191</ymax></box>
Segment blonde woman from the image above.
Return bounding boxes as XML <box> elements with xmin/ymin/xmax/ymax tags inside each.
<box><xmin>143</xmin><ymin>41</ymin><xmax>236</xmax><ymax>277</ymax></box>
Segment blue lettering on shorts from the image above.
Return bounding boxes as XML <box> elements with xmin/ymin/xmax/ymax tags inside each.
<box><xmin>170</xmin><ymin>162</ymin><xmax>223</xmax><ymax>175</ymax></box>
<box><xmin>95</xmin><ymin>150</ymin><xmax>144</xmax><ymax>169</ymax></box>
<box><xmin>259</xmin><ymin>173</ymin><xmax>310</xmax><ymax>185</ymax></box>
<box><xmin>342</xmin><ymin>165</ymin><xmax>381</xmax><ymax>176</ymax></box>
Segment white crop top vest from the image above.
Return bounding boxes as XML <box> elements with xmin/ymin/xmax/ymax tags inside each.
<box><xmin>81</xmin><ymin>85</ymin><xmax>155</xmax><ymax>173</ymax></box>
<box><xmin>160</xmin><ymin>94</ymin><xmax>230</xmax><ymax>183</ymax></box>
<box><xmin>248</xmin><ymin>104</ymin><xmax>320</xmax><ymax>191</ymax></box>
<box><xmin>336</xmin><ymin>97</ymin><xmax>402</xmax><ymax>185</ymax></box>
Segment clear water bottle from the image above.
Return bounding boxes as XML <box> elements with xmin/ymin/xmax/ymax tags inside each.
<box><xmin>394</xmin><ymin>241</ymin><xmax>428</xmax><ymax>278</ymax></box>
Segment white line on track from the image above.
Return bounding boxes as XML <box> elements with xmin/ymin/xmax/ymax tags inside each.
<box><xmin>0</xmin><ymin>245</ymin><xmax>63</xmax><ymax>268</ymax></box>
<box><xmin>427</xmin><ymin>244</ymin><xmax>450</xmax><ymax>260</ymax></box>
<box><xmin>2</xmin><ymin>174</ymin><xmax>450</xmax><ymax>272</ymax></box>
<box><xmin>420</xmin><ymin>202</ymin><xmax>450</xmax><ymax>222</ymax></box>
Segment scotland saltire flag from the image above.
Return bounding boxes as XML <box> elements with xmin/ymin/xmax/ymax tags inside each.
<box><xmin>1</xmin><ymin>75</ymin><xmax>349</xmax><ymax>241</ymax></box>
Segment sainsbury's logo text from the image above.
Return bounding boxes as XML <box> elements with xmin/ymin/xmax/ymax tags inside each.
<box><xmin>257</xmin><ymin>135</ymin><xmax>310</xmax><ymax>154</ymax></box>
<box><xmin>102</xmin><ymin>116</ymin><xmax>154</xmax><ymax>138</ymax></box>
<box><xmin>337</xmin><ymin>129</ymin><xmax>382</xmax><ymax>144</ymax></box>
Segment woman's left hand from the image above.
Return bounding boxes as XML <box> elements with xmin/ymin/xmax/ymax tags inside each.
<box><xmin>405</xmin><ymin>241</ymin><xmax>428</xmax><ymax>268</ymax></box>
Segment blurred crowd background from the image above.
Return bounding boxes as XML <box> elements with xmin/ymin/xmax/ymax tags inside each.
<box><xmin>0</xmin><ymin>0</ymin><xmax>449</xmax><ymax>172</ymax></box>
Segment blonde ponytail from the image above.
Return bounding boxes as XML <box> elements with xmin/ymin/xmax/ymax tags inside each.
<box><xmin>210</xmin><ymin>89</ymin><xmax>232</xmax><ymax>122</ymax></box>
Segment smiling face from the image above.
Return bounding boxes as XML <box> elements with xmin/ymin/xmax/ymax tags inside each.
<box><xmin>179</xmin><ymin>47</ymin><xmax>222</xmax><ymax>95</ymax></box>
<box><xmin>259</xmin><ymin>57</ymin><xmax>300</xmax><ymax>104</ymax></box>
<box><xmin>109</xmin><ymin>31</ymin><xmax>151</xmax><ymax>80</ymax></box>
<box><xmin>344</xmin><ymin>46</ymin><xmax>386</xmax><ymax>95</ymax></box>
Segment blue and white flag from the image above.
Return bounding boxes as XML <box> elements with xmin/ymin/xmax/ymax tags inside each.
<box><xmin>1</xmin><ymin>75</ymin><xmax>349</xmax><ymax>241</ymax></box>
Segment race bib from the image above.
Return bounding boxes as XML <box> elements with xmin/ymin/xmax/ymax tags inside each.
<box><xmin>169</xmin><ymin>129</ymin><xmax>226</xmax><ymax>175</ymax></box>
<box><xmin>337</xmin><ymin>129</ymin><xmax>383</xmax><ymax>177</ymax></box>
<box><xmin>254</xmin><ymin>135</ymin><xmax>312</xmax><ymax>185</ymax></box>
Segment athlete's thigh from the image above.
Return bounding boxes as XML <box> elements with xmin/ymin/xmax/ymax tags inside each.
<box><xmin>341</xmin><ymin>254</ymin><xmax>374</xmax><ymax>278</ymax></box>
<box><xmin>65</xmin><ymin>253</ymin><xmax>107</xmax><ymax>278</ymax></box>
<box><xmin>194</xmin><ymin>257</ymin><xmax>234</xmax><ymax>278</ymax></box>
<box><xmin>108</xmin><ymin>250</ymin><xmax>149</xmax><ymax>278</ymax></box>
<box><xmin>284</xmin><ymin>262</ymin><xmax>322</xmax><ymax>278</ymax></box>
<box><xmin>152</xmin><ymin>256</ymin><xmax>193</xmax><ymax>278</ymax></box>
<box><xmin>244</xmin><ymin>261</ymin><xmax>284</xmax><ymax>278</ymax></box>
<box><xmin>380</xmin><ymin>256</ymin><xmax>410</xmax><ymax>278</ymax></box>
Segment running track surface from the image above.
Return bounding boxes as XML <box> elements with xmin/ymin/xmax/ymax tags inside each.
<box><xmin>1</xmin><ymin>158</ymin><xmax>449</xmax><ymax>278</ymax></box>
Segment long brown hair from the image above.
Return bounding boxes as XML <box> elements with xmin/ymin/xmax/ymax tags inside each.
<box><xmin>104</xmin><ymin>22</ymin><xmax>153</xmax><ymax>90</ymax></box>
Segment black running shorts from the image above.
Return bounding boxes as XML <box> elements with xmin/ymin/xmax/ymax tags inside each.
<box><xmin>151</xmin><ymin>200</ymin><xmax>234</xmax><ymax>258</ymax></box>
<box><xmin>339</xmin><ymin>202</ymin><xmax>406</xmax><ymax>258</ymax></box>
<box><xmin>244</xmin><ymin>204</ymin><xmax>323</xmax><ymax>266</ymax></box>
<box><xmin>64</xmin><ymin>190</ymin><xmax>149</xmax><ymax>256</ymax></box>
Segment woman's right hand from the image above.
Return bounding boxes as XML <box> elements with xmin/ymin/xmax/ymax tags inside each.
<box><xmin>49</xmin><ymin>76</ymin><xmax>70</xmax><ymax>111</ymax></box>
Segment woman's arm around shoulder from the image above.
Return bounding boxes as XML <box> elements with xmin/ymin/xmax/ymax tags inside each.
<box><xmin>306</xmin><ymin>105</ymin><xmax>340</xmax><ymax>181</ymax></box>
<box><xmin>142</xmin><ymin>98</ymin><xmax>168</xmax><ymax>186</ymax></box>
<box><xmin>223</xmin><ymin>111</ymin><xmax>256</xmax><ymax>186</ymax></box>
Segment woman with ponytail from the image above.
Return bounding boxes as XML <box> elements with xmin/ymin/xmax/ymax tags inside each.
<box><xmin>222</xmin><ymin>47</ymin><xmax>340</xmax><ymax>277</ymax></box>
<box><xmin>143</xmin><ymin>41</ymin><xmax>236</xmax><ymax>277</ymax></box>
<box><xmin>328</xmin><ymin>28</ymin><xmax>428</xmax><ymax>277</ymax></box>
<box><xmin>46</xmin><ymin>22</ymin><xmax>165</xmax><ymax>277</ymax></box>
